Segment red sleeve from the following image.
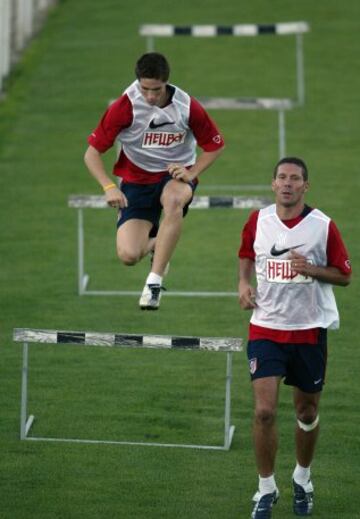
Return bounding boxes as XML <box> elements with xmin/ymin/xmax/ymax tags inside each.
<box><xmin>238</xmin><ymin>211</ymin><xmax>259</xmax><ymax>260</ymax></box>
<box><xmin>87</xmin><ymin>94</ymin><xmax>133</xmax><ymax>153</ymax></box>
<box><xmin>188</xmin><ymin>97</ymin><xmax>225</xmax><ymax>151</ymax></box>
<box><xmin>327</xmin><ymin>220</ymin><xmax>352</xmax><ymax>275</ymax></box>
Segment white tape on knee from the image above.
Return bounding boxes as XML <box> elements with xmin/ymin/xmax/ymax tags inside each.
<box><xmin>297</xmin><ymin>415</ymin><xmax>319</xmax><ymax>432</ymax></box>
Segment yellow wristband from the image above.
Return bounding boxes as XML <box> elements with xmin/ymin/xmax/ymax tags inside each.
<box><xmin>103</xmin><ymin>183</ymin><xmax>116</xmax><ymax>192</ymax></box>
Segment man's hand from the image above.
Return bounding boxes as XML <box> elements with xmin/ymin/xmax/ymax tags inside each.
<box><xmin>105</xmin><ymin>186</ymin><xmax>128</xmax><ymax>209</ymax></box>
<box><xmin>238</xmin><ymin>281</ymin><xmax>257</xmax><ymax>310</ymax></box>
<box><xmin>289</xmin><ymin>250</ymin><xmax>313</xmax><ymax>276</ymax></box>
<box><xmin>167</xmin><ymin>163</ymin><xmax>195</xmax><ymax>183</ymax></box>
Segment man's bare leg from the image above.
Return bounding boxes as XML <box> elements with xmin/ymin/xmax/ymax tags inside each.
<box><xmin>116</xmin><ymin>219</ymin><xmax>154</xmax><ymax>265</ymax></box>
<box><xmin>250</xmin><ymin>377</ymin><xmax>281</xmax><ymax>518</ymax></box>
<box><xmin>291</xmin><ymin>388</ymin><xmax>321</xmax><ymax>515</ymax></box>
<box><xmin>252</xmin><ymin>377</ymin><xmax>281</xmax><ymax>478</ymax></box>
<box><xmin>139</xmin><ymin>179</ymin><xmax>192</xmax><ymax>309</ymax></box>
<box><xmin>294</xmin><ymin>388</ymin><xmax>321</xmax><ymax>468</ymax></box>
<box><xmin>151</xmin><ymin>179</ymin><xmax>192</xmax><ymax>275</ymax></box>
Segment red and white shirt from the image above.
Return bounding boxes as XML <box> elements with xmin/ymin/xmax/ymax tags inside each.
<box><xmin>238</xmin><ymin>205</ymin><xmax>351</xmax><ymax>344</ymax></box>
<box><xmin>88</xmin><ymin>81</ymin><xmax>224</xmax><ymax>184</ymax></box>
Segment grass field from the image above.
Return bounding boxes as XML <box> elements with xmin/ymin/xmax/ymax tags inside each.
<box><xmin>0</xmin><ymin>1</ymin><xmax>359</xmax><ymax>517</ymax></box>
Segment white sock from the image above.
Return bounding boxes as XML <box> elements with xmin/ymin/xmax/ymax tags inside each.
<box><xmin>258</xmin><ymin>474</ymin><xmax>277</xmax><ymax>495</ymax></box>
<box><xmin>293</xmin><ymin>463</ymin><xmax>311</xmax><ymax>485</ymax></box>
<box><xmin>146</xmin><ymin>272</ymin><xmax>162</xmax><ymax>286</ymax></box>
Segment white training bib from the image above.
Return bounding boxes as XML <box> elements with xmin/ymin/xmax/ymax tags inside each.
<box><xmin>251</xmin><ymin>205</ymin><xmax>340</xmax><ymax>330</ymax></box>
<box><xmin>119</xmin><ymin>81</ymin><xmax>196</xmax><ymax>172</ymax></box>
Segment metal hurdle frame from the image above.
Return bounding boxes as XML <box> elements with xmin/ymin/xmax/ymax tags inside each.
<box><xmin>140</xmin><ymin>22</ymin><xmax>309</xmax><ymax>106</ymax></box>
<box><xmin>139</xmin><ymin>22</ymin><xmax>310</xmax><ymax>157</ymax></box>
<box><xmin>14</xmin><ymin>328</ymin><xmax>243</xmax><ymax>451</ymax></box>
<box><xmin>68</xmin><ymin>194</ymin><xmax>270</xmax><ymax>297</ymax></box>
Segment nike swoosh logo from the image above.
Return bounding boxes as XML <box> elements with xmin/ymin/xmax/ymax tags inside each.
<box><xmin>270</xmin><ymin>243</ymin><xmax>305</xmax><ymax>257</ymax></box>
<box><xmin>149</xmin><ymin>119</ymin><xmax>175</xmax><ymax>129</ymax></box>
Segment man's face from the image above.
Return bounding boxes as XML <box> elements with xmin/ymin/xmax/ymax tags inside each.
<box><xmin>272</xmin><ymin>163</ymin><xmax>309</xmax><ymax>208</ymax></box>
<box><xmin>139</xmin><ymin>78</ymin><xmax>167</xmax><ymax>107</ymax></box>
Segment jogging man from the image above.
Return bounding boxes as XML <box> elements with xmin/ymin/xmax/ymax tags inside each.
<box><xmin>238</xmin><ymin>157</ymin><xmax>351</xmax><ymax>518</ymax></box>
<box><xmin>84</xmin><ymin>52</ymin><xmax>224</xmax><ymax>309</ymax></box>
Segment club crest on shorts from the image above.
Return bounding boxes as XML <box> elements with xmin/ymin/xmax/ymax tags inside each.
<box><xmin>249</xmin><ymin>357</ymin><xmax>257</xmax><ymax>375</ymax></box>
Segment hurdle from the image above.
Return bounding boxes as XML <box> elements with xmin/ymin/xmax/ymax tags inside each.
<box><xmin>139</xmin><ymin>22</ymin><xmax>310</xmax><ymax>157</ymax></box>
<box><xmin>14</xmin><ymin>328</ymin><xmax>243</xmax><ymax>450</ymax></box>
<box><xmin>68</xmin><ymin>194</ymin><xmax>271</xmax><ymax>297</ymax></box>
<box><xmin>140</xmin><ymin>22</ymin><xmax>309</xmax><ymax>106</ymax></box>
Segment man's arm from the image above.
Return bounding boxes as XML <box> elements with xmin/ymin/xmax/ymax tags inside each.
<box><xmin>238</xmin><ymin>257</ymin><xmax>257</xmax><ymax>309</ymax></box>
<box><xmin>167</xmin><ymin>96</ymin><xmax>225</xmax><ymax>183</ymax></box>
<box><xmin>84</xmin><ymin>145</ymin><xmax>128</xmax><ymax>208</ymax></box>
<box><xmin>84</xmin><ymin>95</ymin><xmax>133</xmax><ymax>208</ymax></box>
<box><xmin>290</xmin><ymin>251</ymin><xmax>351</xmax><ymax>287</ymax></box>
<box><xmin>167</xmin><ymin>147</ymin><xmax>224</xmax><ymax>183</ymax></box>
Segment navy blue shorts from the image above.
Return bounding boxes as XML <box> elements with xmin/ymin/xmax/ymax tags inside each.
<box><xmin>117</xmin><ymin>175</ymin><xmax>196</xmax><ymax>237</ymax></box>
<box><xmin>247</xmin><ymin>329</ymin><xmax>327</xmax><ymax>393</ymax></box>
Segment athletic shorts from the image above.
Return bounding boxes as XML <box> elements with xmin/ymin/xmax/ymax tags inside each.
<box><xmin>117</xmin><ymin>175</ymin><xmax>196</xmax><ymax>237</ymax></box>
<box><xmin>247</xmin><ymin>329</ymin><xmax>327</xmax><ymax>393</ymax></box>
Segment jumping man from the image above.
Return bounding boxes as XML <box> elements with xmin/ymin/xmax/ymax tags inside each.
<box><xmin>84</xmin><ymin>52</ymin><xmax>224</xmax><ymax>309</ymax></box>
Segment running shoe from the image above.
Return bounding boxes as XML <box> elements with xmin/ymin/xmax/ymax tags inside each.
<box><xmin>251</xmin><ymin>489</ymin><xmax>279</xmax><ymax>519</ymax></box>
<box><xmin>293</xmin><ymin>479</ymin><xmax>313</xmax><ymax>516</ymax></box>
<box><xmin>139</xmin><ymin>283</ymin><xmax>165</xmax><ymax>310</ymax></box>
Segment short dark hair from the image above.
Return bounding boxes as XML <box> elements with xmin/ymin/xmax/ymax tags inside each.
<box><xmin>135</xmin><ymin>52</ymin><xmax>170</xmax><ymax>82</ymax></box>
<box><xmin>273</xmin><ymin>157</ymin><xmax>308</xmax><ymax>181</ymax></box>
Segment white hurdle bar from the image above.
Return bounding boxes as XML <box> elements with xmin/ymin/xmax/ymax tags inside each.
<box><xmin>140</xmin><ymin>22</ymin><xmax>309</xmax><ymax>106</ymax></box>
<box><xmin>68</xmin><ymin>194</ymin><xmax>271</xmax><ymax>297</ymax></box>
<box><xmin>14</xmin><ymin>328</ymin><xmax>243</xmax><ymax>451</ymax></box>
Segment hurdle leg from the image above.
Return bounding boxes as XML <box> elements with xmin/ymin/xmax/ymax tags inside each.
<box><xmin>223</xmin><ymin>352</ymin><xmax>235</xmax><ymax>450</ymax></box>
<box><xmin>146</xmin><ymin>35</ymin><xmax>154</xmax><ymax>52</ymax></box>
<box><xmin>78</xmin><ymin>208</ymin><xmax>89</xmax><ymax>295</ymax></box>
<box><xmin>278</xmin><ymin>109</ymin><xmax>286</xmax><ymax>159</ymax></box>
<box><xmin>296</xmin><ymin>33</ymin><xmax>305</xmax><ymax>106</ymax></box>
<box><xmin>20</xmin><ymin>342</ymin><xmax>35</xmax><ymax>439</ymax></box>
